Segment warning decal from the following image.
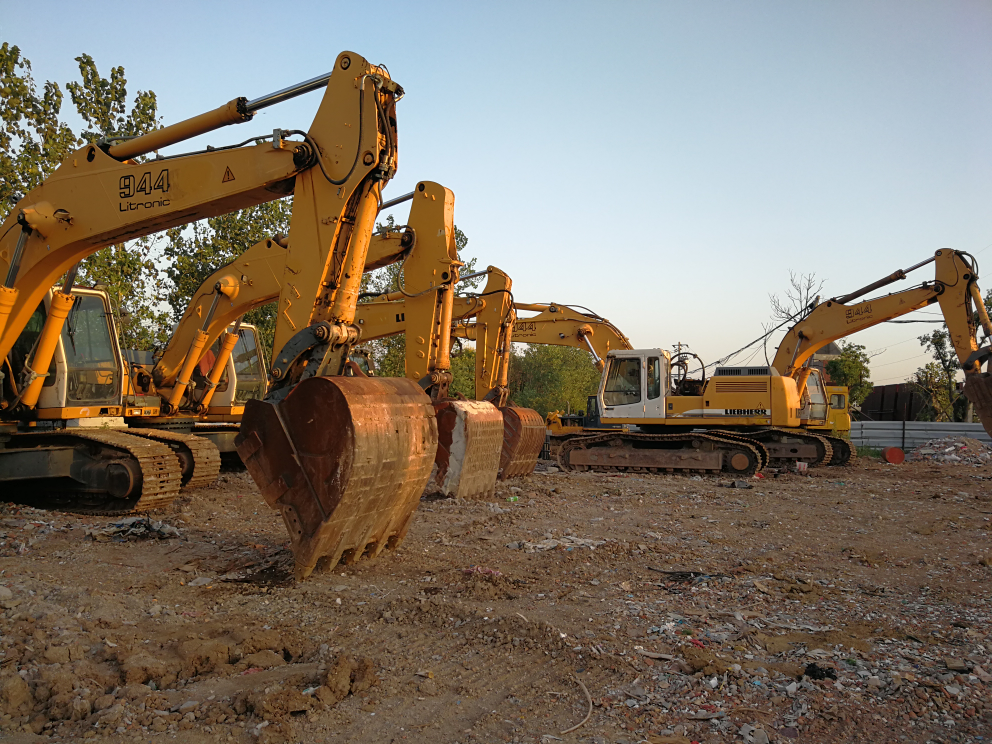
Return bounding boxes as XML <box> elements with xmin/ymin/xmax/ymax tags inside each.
<box><xmin>222</xmin><ymin>167</ymin><xmax>235</xmax><ymax>183</ymax></box>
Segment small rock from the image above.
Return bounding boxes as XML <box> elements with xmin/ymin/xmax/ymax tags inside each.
<box><xmin>785</xmin><ymin>681</ymin><xmax>798</xmax><ymax>695</ymax></box>
<box><xmin>0</xmin><ymin>587</ymin><xmax>11</xmax><ymax>600</ymax></box>
<box><xmin>945</xmin><ymin>657</ymin><xmax>970</xmax><ymax>672</ymax></box>
<box><xmin>740</xmin><ymin>724</ymin><xmax>770</xmax><ymax>744</ymax></box>
<box><xmin>187</xmin><ymin>576</ymin><xmax>214</xmax><ymax>587</ymax></box>
<box><xmin>971</xmin><ymin>664</ymin><xmax>992</xmax><ymax>683</ymax></box>
<box><xmin>71</xmin><ymin>696</ymin><xmax>91</xmax><ymax>721</ymax></box>
<box><xmin>93</xmin><ymin>693</ymin><xmax>116</xmax><ymax>711</ymax></box>
<box><xmin>0</xmin><ymin>673</ymin><xmax>32</xmax><ymax>715</ymax></box>
<box><xmin>122</xmin><ymin>683</ymin><xmax>152</xmax><ymax>700</ymax></box>
<box><xmin>99</xmin><ymin>704</ymin><xmax>124</xmax><ymax>726</ymax></box>
<box><xmin>239</xmin><ymin>650</ymin><xmax>286</xmax><ymax>669</ymax></box>
<box><xmin>178</xmin><ymin>700</ymin><xmax>199</xmax><ymax>713</ymax></box>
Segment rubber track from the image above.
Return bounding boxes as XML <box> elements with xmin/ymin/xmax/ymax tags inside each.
<box><xmin>558</xmin><ymin>431</ymin><xmax>766</xmax><ymax>476</ymax></box>
<box><xmin>13</xmin><ymin>429</ymin><xmax>182</xmax><ymax>515</ymax></box>
<box><xmin>126</xmin><ymin>428</ymin><xmax>221</xmax><ymax>489</ymax></box>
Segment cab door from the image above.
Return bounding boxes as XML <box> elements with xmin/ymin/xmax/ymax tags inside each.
<box><xmin>644</xmin><ymin>354</ymin><xmax>667</xmax><ymax>419</ymax></box>
<box><xmin>600</xmin><ymin>354</ymin><xmax>644</xmax><ymax>422</ymax></box>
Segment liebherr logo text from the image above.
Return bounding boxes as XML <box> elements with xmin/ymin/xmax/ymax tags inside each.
<box><xmin>119</xmin><ymin>169</ymin><xmax>170</xmax><ymax>212</ymax></box>
<box><xmin>726</xmin><ymin>408</ymin><xmax>767</xmax><ymax>416</ymax></box>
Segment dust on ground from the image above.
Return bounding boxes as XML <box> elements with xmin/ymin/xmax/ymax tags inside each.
<box><xmin>2</xmin><ymin>453</ymin><xmax>991</xmax><ymax>744</ymax></box>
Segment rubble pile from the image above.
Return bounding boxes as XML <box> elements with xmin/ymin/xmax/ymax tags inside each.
<box><xmin>85</xmin><ymin>517</ymin><xmax>182</xmax><ymax>542</ymax></box>
<box><xmin>908</xmin><ymin>435</ymin><xmax>992</xmax><ymax>466</ymax></box>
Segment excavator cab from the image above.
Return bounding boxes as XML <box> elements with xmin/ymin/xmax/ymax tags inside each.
<box><xmin>797</xmin><ymin>368</ymin><xmax>829</xmax><ymax>427</ymax></box>
<box><xmin>806</xmin><ymin>385</ymin><xmax>851</xmax><ymax>434</ymax></box>
<box><xmin>190</xmin><ymin>324</ymin><xmax>268</xmax><ymax>414</ymax></box>
<box><xmin>598</xmin><ymin>350</ymin><xmax>670</xmax><ymax>423</ymax></box>
<box><xmin>7</xmin><ymin>288</ymin><xmax>125</xmax><ymax>418</ymax></box>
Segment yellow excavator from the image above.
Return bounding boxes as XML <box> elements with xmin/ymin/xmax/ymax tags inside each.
<box><xmin>551</xmin><ymin>249</ymin><xmax>992</xmax><ymax>474</ymax></box>
<box><xmin>466</xmin><ymin>308</ymin><xmax>856</xmax><ymax>462</ymax></box>
<box><xmin>1</xmin><ymin>50</ymin><xmax>421</xmax><ymax>561</ymax></box>
<box><xmin>2</xmin><ymin>281</ymin><xmax>270</xmax><ymax>495</ymax></box>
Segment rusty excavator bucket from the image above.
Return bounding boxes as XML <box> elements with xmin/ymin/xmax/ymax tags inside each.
<box><xmin>237</xmin><ymin>376</ymin><xmax>437</xmax><ymax>579</ymax></box>
<box><xmin>498</xmin><ymin>404</ymin><xmax>547</xmax><ymax>479</ymax></box>
<box><xmin>432</xmin><ymin>399</ymin><xmax>504</xmax><ymax>498</ymax></box>
<box><xmin>965</xmin><ymin>373</ymin><xmax>992</xmax><ymax>438</ymax></box>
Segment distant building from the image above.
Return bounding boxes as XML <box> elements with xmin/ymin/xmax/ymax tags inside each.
<box><xmin>858</xmin><ymin>383</ymin><xmax>928</xmax><ymax>421</ymax></box>
<box><xmin>810</xmin><ymin>342</ymin><xmax>842</xmax><ymax>383</ymax></box>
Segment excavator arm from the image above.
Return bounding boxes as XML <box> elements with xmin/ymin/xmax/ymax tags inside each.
<box><xmin>456</xmin><ymin>303</ymin><xmax>633</xmax><ymax>373</ymax></box>
<box><xmin>772</xmin><ymin>249</ymin><xmax>992</xmax><ymax>430</ymax></box>
<box><xmin>1</xmin><ymin>51</ymin><xmax>399</xmax><ymax>410</ymax></box>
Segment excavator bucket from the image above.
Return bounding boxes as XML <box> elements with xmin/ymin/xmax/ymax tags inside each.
<box><xmin>432</xmin><ymin>400</ymin><xmax>504</xmax><ymax>499</ymax></box>
<box><xmin>497</xmin><ymin>405</ymin><xmax>547</xmax><ymax>479</ymax></box>
<box><xmin>964</xmin><ymin>373</ymin><xmax>992</xmax><ymax>438</ymax></box>
<box><xmin>235</xmin><ymin>376</ymin><xmax>438</xmax><ymax>580</ymax></box>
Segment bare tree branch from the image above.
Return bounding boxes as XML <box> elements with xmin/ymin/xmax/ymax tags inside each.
<box><xmin>768</xmin><ymin>271</ymin><xmax>825</xmax><ymax>323</ymax></box>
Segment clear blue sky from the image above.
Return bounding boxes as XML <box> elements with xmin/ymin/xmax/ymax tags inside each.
<box><xmin>6</xmin><ymin>1</ymin><xmax>991</xmax><ymax>383</ymax></box>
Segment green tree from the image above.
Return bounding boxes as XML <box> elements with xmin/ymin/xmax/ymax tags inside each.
<box><xmin>1</xmin><ymin>45</ymin><xmax>166</xmax><ymax>349</ymax></box>
<box><xmin>163</xmin><ymin>201</ymin><xmax>292</xmax><ymax>359</ymax></box>
<box><xmin>910</xmin><ymin>361</ymin><xmax>955</xmax><ymax>422</ymax></box>
<box><xmin>507</xmin><ymin>344</ymin><xmax>601</xmax><ymax>417</ymax></box>
<box><xmin>824</xmin><ymin>341</ymin><xmax>873</xmax><ymax>406</ymax></box>
<box><xmin>0</xmin><ymin>43</ymin><xmax>78</xmax><ymax>207</ymax></box>
<box><xmin>448</xmin><ymin>346</ymin><xmax>477</xmax><ymax>398</ymax></box>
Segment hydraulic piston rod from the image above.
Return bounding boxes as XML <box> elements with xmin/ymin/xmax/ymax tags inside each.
<box><xmin>106</xmin><ymin>70</ymin><xmax>342</xmax><ymax>162</ymax></box>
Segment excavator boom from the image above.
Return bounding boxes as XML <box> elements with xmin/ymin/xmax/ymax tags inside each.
<box><xmin>772</xmin><ymin>249</ymin><xmax>992</xmax><ymax>433</ymax></box>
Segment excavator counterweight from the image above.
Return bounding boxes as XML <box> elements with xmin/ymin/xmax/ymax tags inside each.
<box><xmin>236</xmin><ymin>376</ymin><xmax>436</xmax><ymax>579</ymax></box>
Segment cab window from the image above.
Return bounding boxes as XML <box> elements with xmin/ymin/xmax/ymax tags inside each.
<box><xmin>7</xmin><ymin>303</ymin><xmax>57</xmax><ymax>391</ymax></box>
<box><xmin>830</xmin><ymin>393</ymin><xmax>846</xmax><ymax>410</ymax></box>
<box><xmin>61</xmin><ymin>295</ymin><xmax>119</xmax><ymax>404</ymax></box>
<box><xmin>603</xmin><ymin>357</ymin><xmax>641</xmax><ymax>406</ymax></box>
<box><xmin>647</xmin><ymin>357</ymin><xmax>662</xmax><ymax>400</ymax></box>
<box><xmin>232</xmin><ymin>328</ymin><xmax>266</xmax><ymax>403</ymax></box>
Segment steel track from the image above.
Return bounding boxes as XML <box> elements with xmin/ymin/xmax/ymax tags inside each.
<box><xmin>126</xmin><ymin>428</ymin><xmax>221</xmax><ymax>489</ymax></box>
<box><xmin>7</xmin><ymin>429</ymin><xmax>183</xmax><ymax>515</ymax></box>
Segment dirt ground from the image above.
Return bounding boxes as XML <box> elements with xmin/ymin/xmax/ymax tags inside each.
<box><xmin>2</xmin><ymin>452</ymin><xmax>992</xmax><ymax>744</ymax></box>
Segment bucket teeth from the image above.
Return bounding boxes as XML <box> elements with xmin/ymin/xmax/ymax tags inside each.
<box><xmin>498</xmin><ymin>406</ymin><xmax>546</xmax><ymax>480</ymax></box>
<box><xmin>432</xmin><ymin>400</ymin><xmax>503</xmax><ymax>499</ymax></box>
<box><xmin>964</xmin><ymin>373</ymin><xmax>992</xmax><ymax>439</ymax></box>
<box><xmin>236</xmin><ymin>376</ymin><xmax>438</xmax><ymax>580</ymax></box>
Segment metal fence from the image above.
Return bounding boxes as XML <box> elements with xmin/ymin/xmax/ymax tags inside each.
<box><xmin>849</xmin><ymin>421</ymin><xmax>992</xmax><ymax>450</ymax></box>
